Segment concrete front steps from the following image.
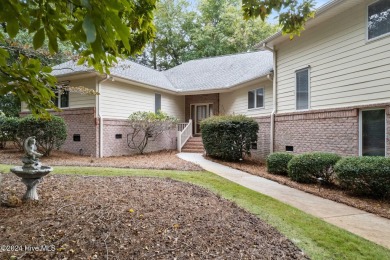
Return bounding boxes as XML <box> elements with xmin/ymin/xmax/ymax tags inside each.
<box><xmin>181</xmin><ymin>137</ymin><xmax>204</xmax><ymax>153</ymax></box>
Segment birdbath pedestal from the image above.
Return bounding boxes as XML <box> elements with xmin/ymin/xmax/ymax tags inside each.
<box><xmin>11</xmin><ymin>166</ymin><xmax>52</xmax><ymax>200</ymax></box>
<box><xmin>10</xmin><ymin>136</ymin><xmax>53</xmax><ymax>201</ymax></box>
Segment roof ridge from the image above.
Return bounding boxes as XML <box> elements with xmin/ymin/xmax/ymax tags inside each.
<box><xmin>118</xmin><ymin>59</ymin><xmax>158</xmax><ymax>71</ymax></box>
<box><xmin>167</xmin><ymin>50</ymin><xmax>268</xmax><ymax>70</ymax></box>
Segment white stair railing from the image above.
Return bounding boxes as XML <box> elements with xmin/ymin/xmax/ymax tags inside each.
<box><xmin>177</xmin><ymin>119</ymin><xmax>192</xmax><ymax>152</ymax></box>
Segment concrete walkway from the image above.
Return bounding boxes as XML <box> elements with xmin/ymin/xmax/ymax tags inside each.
<box><xmin>177</xmin><ymin>153</ymin><xmax>390</xmax><ymax>249</ymax></box>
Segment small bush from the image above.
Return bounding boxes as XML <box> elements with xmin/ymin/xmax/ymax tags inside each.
<box><xmin>0</xmin><ymin>116</ymin><xmax>20</xmax><ymax>149</ymax></box>
<box><xmin>127</xmin><ymin>111</ymin><xmax>177</xmax><ymax>154</ymax></box>
<box><xmin>287</xmin><ymin>152</ymin><xmax>341</xmax><ymax>183</ymax></box>
<box><xmin>17</xmin><ymin>115</ymin><xmax>67</xmax><ymax>156</ymax></box>
<box><xmin>335</xmin><ymin>157</ymin><xmax>390</xmax><ymax>198</ymax></box>
<box><xmin>200</xmin><ymin>115</ymin><xmax>258</xmax><ymax>161</ymax></box>
<box><xmin>266</xmin><ymin>152</ymin><xmax>294</xmax><ymax>175</ymax></box>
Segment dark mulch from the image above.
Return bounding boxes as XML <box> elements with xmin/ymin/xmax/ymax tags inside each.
<box><xmin>0</xmin><ymin>174</ymin><xmax>308</xmax><ymax>259</ymax></box>
<box><xmin>208</xmin><ymin>156</ymin><xmax>390</xmax><ymax>220</ymax></box>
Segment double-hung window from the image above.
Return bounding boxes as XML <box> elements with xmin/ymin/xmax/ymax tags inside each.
<box><xmin>368</xmin><ymin>0</ymin><xmax>390</xmax><ymax>40</ymax></box>
<box><xmin>248</xmin><ymin>88</ymin><xmax>264</xmax><ymax>109</ymax></box>
<box><xmin>52</xmin><ymin>90</ymin><xmax>69</xmax><ymax>108</ymax></box>
<box><xmin>296</xmin><ymin>68</ymin><xmax>309</xmax><ymax>110</ymax></box>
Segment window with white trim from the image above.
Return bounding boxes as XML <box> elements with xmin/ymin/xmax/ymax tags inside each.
<box><xmin>368</xmin><ymin>0</ymin><xmax>390</xmax><ymax>40</ymax></box>
<box><xmin>155</xmin><ymin>93</ymin><xmax>161</xmax><ymax>113</ymax></box>
<box><xmin>296</xmin><ymin>68</ymin><xmax>309</xmax><ymax>110</ymax></box>
<box><xmin>248</xmin><ymin>88</ymin><xmax>264</xmax><ymax>109</ymax></box>
<box><xmin>52</xmin><ymin>90</ymin><xmax>69</xmax><ymax>108</ymax></box>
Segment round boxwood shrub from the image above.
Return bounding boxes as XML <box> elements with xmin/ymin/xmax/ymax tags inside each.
<box><xmin>266</xmin><ymin>152</ymin><xmax>294</xmax><ymax>175</ymax></box>
<box><xmin>287</xmin><ymin>152</ymin><xmax>341</xmax><ymax>183</ymax></box>
<box><xmin>200</xmin><ymin>115</ymin><xmax>258</xmax><ymax>161</ymax></box>
<box><xmin>17</xmin><ymin>115</ymin><xmax>67</xmax><ymax>156</ymax></box>
<box><xmin>335</xmin><ymin>156</ymin><xmax>390</xmax><ymax>198</ymax></box>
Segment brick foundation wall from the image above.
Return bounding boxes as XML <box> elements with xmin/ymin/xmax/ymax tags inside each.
<box><xmin>274</xmin><ymin>104</ymin><xmax>390</xmax><ymax>157</ymax></box>
<box><xmin>185</xmin><ymin>94</ymin><xmax>219</xmax><ymax>121</ymax></box>
<box><xmin>21</xmin><ymin>107</ymin><xmax>99</xmax><ymax>157</ymax></box>
<box><xmin>102</xmin><ymin>118</ymin><xmax>177</xmax><ymax>157</ymax></box>
<box><xmin>54</xmin><ymin>108</ymin><xmax>98</xmax><ymax>157</ymax></box>
<box><xmin>251</xmin><ymin>116</ymin><xmax>271</xmax><ymax>161</ymax></box>
<box><xmin>274</xmin><ymin>108</ymin><xmax>360</xmax><ymax>156</ymax></box>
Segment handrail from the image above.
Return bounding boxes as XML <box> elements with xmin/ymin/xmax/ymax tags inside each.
<box><xmin>177</xmin><ymin>119</ymin><xmax>192</xmax><ymax>152</ymax></box>
<box><xmin>177</xmin><ymin>123</ymin><xmax>188</xmax><ymax>132</ymax></box>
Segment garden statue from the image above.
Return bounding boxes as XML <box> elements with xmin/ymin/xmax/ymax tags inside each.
<box><xmin>22</xmin><ymin>136</ymin><xmax>43</xmax><ymax>169</ymax></box>
<box><xmin>10</xmin><ymin>136</ymin><xmax>53</xmax><ymax>201</ymax></box>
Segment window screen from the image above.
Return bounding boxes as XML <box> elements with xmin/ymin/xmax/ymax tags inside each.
<box><xmin>256</xmin><ymin>88</ymin><xmax>264</xmax><ymax>108</ymax></box>
<box><xmin>60</xmin><ymin>91</ymin><xmax>69</xmax><ymax>108</ymax></box>
<box><xmin>368</xmin><ymin>0</ymin><xmax>390</xmax><ymax>40</ymax></box>
<box><xmin>362</xmin><ymin>109</ymin><xmax>386</xmax><ymax>156</ymax></box>
<box><xmin>296</xmin><ymin>69</ymin><xmax>309</xmax><ymax>110</ymax></box>
<box><xmin>248</xmin><ymin>90</ymin><xmax>255</xmax><ymax>109</ymax></box>
<box><xmin>248</xmin><ymin>88</ymin><xmax>264</xmax><ymax>109</ymax></box>
<box><xmin>155</xmin><ymin>93</ymin><xmax>161</xmax><ymax>113</ymax></box>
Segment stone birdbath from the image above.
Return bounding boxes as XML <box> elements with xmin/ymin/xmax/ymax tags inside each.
<box><xmin>10</xmin><ymin>136</ymin><xmax>53</xmax><ymax>201</ymax></box>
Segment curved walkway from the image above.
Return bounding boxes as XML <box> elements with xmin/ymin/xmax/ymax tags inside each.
<box><xmin>177</xmin><ymin>153</ymin><xmax>390</xmax><ymax>249</ymax></box>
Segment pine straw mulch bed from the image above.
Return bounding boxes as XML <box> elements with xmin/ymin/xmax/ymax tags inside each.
<box><xmin>0</xmin><ymin>174</ymin><xmax>308</xmax><ymax>259</ymax></box>
<box><xmin>207</xmin><ymin>156</ymin><xmax>390</xmax><ymax>220</ymax></box>
<box><xmin>0</xmin><ymin>148</ymin><xmax>203</xmax><ymax>171</ymax></box>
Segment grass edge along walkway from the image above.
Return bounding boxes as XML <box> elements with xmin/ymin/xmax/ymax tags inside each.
<box><xmin>1</xmin><ymin>165</ymin><xmax>389</xmax><ymax>260</ymax></box>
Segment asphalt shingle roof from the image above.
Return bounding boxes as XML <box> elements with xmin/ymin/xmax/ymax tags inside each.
<box><xmin>52</xmin><ymin>51</ymin><xmax>273</xmax><ymax>92</ymax></box>
<box><xmin>51</xmin><ymin>60</ymin><xmax>94</xmax><ymax>76</ymax></box>
<box><xmin>164</xmin><ymin>51</ymin><xmax>273</xmax><ymax>91</ymax></box>
<box><xmin>110</xmin><ymin>60</ymin><xmax>176</xmax><ymax>91</ymax></box>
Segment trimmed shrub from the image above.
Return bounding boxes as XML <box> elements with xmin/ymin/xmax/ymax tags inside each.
<box><xmin>335</xmin><ymin>157</ymin><xmax>390</xmax><ymax>198</ymax></box>
<box><xmin>200</xmin><ymin>115</ymin><xmax>258</xmax><ymax>161</ymax></box>
<box><xmin>266</xmin><ymin>152</ymin><xmax>294</xmax><ymax>175</ymax></box>
<box><xmin>287</xmin><ymin>152</ymin><xmax>341</xmax><ymax>183</ymax></box>
<box><xmin>0</xmin><ymin>116</ymin><xmax>20</xmax><ymax>149</ymax></box>
<box><xmin>17</xmin><ymin>115</ymin><xmax>67</xmax><ymax>156</ymax></box>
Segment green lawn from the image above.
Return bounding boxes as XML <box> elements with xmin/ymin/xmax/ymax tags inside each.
<box><xmin>1</xmin><ymin>164</ymin><xmax>389</xmax><ymax>259</ymax></box>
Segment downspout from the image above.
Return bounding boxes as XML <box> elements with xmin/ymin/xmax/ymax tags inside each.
<box><xmin>263</xmin><ymin>43</ymin><xmax>277</xmax><ymax>154</ymax></box>
<box><xmin>97</xmin><ymin>74</ymin><xmax>110</xmax><ymax>158</ymax></box>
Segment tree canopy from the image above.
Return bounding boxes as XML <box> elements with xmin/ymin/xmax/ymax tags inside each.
<box><xmin>0</xmin><ymin>0</ymin><xmax>156</xmax><ymax>115</ymax></box>
<box><xmin>242</xmin><ymin>0</ymin><xmax>316</xmax><ymax>38</ymax></box>
<box><xmin>137</xmin><ymin>0</ymin><xmax>279</xmax><ymax>70</ymax></box>
<box><xmin>0</xmin><ymin>0</ymin><xmax>315</xmax><ymax>116</ymax></box>
<box><xmin>0</xmin><ymin>93</ymin><xmax>20</xmax><ymax>117</ymax></box>
<box><xmin>188</xmin><ymin>0</ymin><xmax>279</xmax><ymax>60</ymax></box>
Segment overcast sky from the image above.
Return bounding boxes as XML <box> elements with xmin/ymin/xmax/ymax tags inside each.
<box><xmin>267</xmin><ymin>0</ymin><xmax>330</xmax><ymax>24</ymax></box>
<box><xmin>187</xmin><ymin>0</ymin><xmax>331</xmax><ymax>17</ymax></box>
<box><xmin>187</xmin><ymin>0</ymin><xmax>330</xmax><ymax>7</ymax></box>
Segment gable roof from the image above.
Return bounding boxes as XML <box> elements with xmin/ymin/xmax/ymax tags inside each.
<box><xmin>164</xmin><ymin>51</ymin><xmax>272</xmax><ymax>91</ymax></box>
<box><xmin>52</xmin><ymin>51</ymin><xmax>273</xmax><ymax>93</ymax></box>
